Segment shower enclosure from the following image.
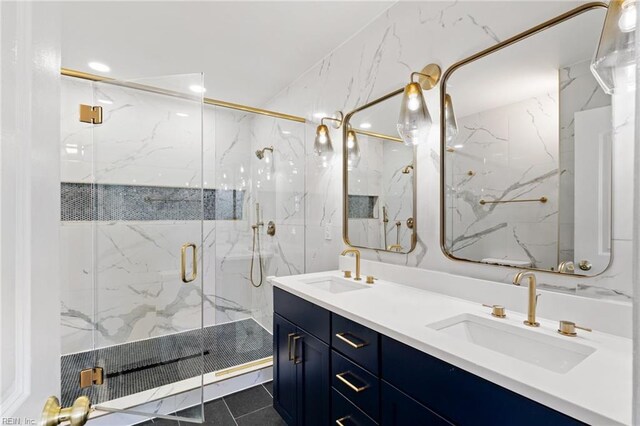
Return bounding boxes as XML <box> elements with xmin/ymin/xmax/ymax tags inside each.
<box><xmin>59</xmin><ymin>71</ymin><xmax>305</xmax><ymax>421</ymax></box>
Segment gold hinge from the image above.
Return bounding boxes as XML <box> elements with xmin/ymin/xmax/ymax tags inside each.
<box><xmin>79</xmin><ymin>367</ymin><xmax>104</xmax><ymax>388</ymax></box>
<box><xmin>79</xmin><ymin>104</ymin><xmax>103</xmax><ymax>124</ymax></box>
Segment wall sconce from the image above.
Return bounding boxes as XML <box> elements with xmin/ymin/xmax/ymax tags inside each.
<box><xmin>346</xmin><ymin>128</ymin><xmax>361</xmax><ymax>171</ymax></box>
<box><xmin>314</xmin><ymin>112</ymin><xmax>343</xmax><ymax>166</ymax></box>
<box><xmin>591</xmin><ymin>0</ymin><xmax>636</xmax><ymax>94</ymax></box>
<box><xmin>444</xmin><ymin>94</ymin><xmax>459</xmax><ymax>145</ymax></box>
<box><xmin>397</xmin><ymin>64</ymin><xmax>441</xmax><ymax>146</ymax></box>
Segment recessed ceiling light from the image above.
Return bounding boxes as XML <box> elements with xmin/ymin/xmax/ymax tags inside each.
<box><xmin>189</xmin><ymin>85</ymin><xmax>206</xmax><ymax>94</ymax></box>
<box><xmin>97</xmin><ymin>99</ymin><xmax>113</xmax><ymax>105</ymax></box>
<box><xmin>88</xmin><ymin>62</ymin><xmax>110</xmax><ymax>73</ymax></box>
<box><xmin>360</xmin><ymin>122</ymin><xmax>372</xmax><ymax>129</ymax></box>
<box><xmin>176</xmin><ymin>112</ymin><xmax>189</xmax><ymax>117</ymax></box>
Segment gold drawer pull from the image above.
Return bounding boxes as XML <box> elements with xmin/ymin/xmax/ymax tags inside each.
<box><xmin>336</xmin><ymin>372</ymin><xmax>368</xmax><ymax>393</ymax></box>
<box><xmin>336</xmin><ymin>416</ymin><xmax>351</xmax><ymax>426</ymax></box>
<box><xmin>287</xmin><ymin>333</ymin><xmax>296</xmax><ymax>361</ymax></box>
<box><xmin>335</xmin><ymin>332</ymin><xmax>367</xmax><ymax>349</ymax></box>
<box><xmin>292</xmin><ymin>335</ymin><xmax>302</xmax><ymax>364</ymax></box>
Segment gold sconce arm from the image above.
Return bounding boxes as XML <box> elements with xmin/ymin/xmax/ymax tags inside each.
<box><xmin>320</xmin><ymin>111</ymin><xmax>344</xmax><ymax>129</ymax></box>
<box><xmin>410</xmin><ymin>64</ymin><xmax>442</xmax><ymax>90</ymax></box>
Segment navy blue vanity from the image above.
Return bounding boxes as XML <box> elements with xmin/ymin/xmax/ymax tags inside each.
<box><xmin>273</xmin><ymin>287</ymin><xmax>584</xmax><ymax>426</ymax></box>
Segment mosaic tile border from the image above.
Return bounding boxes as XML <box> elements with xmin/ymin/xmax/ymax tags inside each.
<box><xmin>348</xmin><ymin>195</ymin><xmax>378</xmax><ymax>219</ymax></box>
<box><xmin>61</xmin><ymin>182</ymin><xmax>244</xmax><ymax>221</ymax></box>
<box><xmin>61</xmin><ymin>319</ymin><xmax>272</xmax><ymax>406</ymax></box>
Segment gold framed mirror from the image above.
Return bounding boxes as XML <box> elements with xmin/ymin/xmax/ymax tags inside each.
<box><xmin>440</xmin><ymin>2</ymin><xmax>611</xmax><ymax>276</ymax></box>
<box><xmin>343</xmin><ymin>88</ymin><xmax>417</xmax><ymax>254</ymax></box>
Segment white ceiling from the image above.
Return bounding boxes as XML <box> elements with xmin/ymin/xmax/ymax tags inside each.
<box><xmin>60</xmin><ymin>1</ymin><xmax>393</xmax><ymax>109</ymax></box>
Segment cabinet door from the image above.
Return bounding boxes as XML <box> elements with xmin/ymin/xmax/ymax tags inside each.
<box><xmin>296</xmin><ymin>331</ymin><xmax>330</xmax><ymax>426</ymax></box>
<box><xmin>274</xmin><ymin>314</ymin><xmax>298</xmax><ymax>425</ymax></box>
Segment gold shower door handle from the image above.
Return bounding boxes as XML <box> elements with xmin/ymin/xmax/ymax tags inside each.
<box><xmin>181</xmin><ymin>243</ymin><xmax>197</xmax><ymax>283</ymax></box>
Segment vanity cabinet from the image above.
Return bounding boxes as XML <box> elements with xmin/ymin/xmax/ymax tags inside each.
<box><xmin>273</xmin><ymin>290</ymin><xmax>330</xmax><ymax>426</ymax></box>
<box><xmin>273</xmin><ymin>288</ymin><xmax>584</xmax><ymax>426</ymax></box>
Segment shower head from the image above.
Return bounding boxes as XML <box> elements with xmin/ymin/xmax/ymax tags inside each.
<box><xmin>402</xmin><ymin>164</ymin><xmax>414</xmax><ymax>174</ymax></box>
<box><xmin>256</xmin><ymin>146</ymin><xmax>274</xmax><ymax>160</ymax></box>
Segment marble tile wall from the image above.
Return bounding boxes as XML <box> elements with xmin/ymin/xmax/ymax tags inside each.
<box><xmin>60</xmin><ymin>76</ymin><xmax>305</xmax><ymax>354</ymax></box>
<box><xmin>264</xmin><ymin>1</ymin><xmax>634</xmax><ymax>301</ymax></box>
<box><xmin>60</xmin><ymin>75</ymin><xmax>218</xmax><ymax>354</ymax></box>
<box><xmin>447</xmin><ymin>92</ymin><xmax>559</xmax><ymax>270</ymax></box>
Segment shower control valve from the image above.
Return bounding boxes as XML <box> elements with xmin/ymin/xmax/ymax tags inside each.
<box><xmin>267</xmin><ymin>221</ymin><xmax>276</xmax><ymax>236</ymax></box>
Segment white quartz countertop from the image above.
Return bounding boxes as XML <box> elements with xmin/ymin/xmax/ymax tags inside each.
<box><xmin>271</xmin><ymin>270</ymin><xmax>632</xmax><ymax>426</ymax></box>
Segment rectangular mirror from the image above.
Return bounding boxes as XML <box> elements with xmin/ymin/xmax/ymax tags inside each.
<box><xmin>344</xmin><ymin>89</ymin><xmax>417</xmax><ymax>253</ymax></box>
<box><xmin>441</xmin><ymin>3</ymin><xmax>610</xmax><ymax>276</ymax></box>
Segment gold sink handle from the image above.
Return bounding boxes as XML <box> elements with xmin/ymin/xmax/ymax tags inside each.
<box><xmin>558</xmin><ymin>320</ymin><xmax>592</xmax><ymax>337</ymax></box>
<box><xmin>482</xmin><ymin>304</ymin><xmax>506</xmax><ymax>318</ymax></box>
<box><xmin>40</xmin><ymin>396</ymin><xmax>91</xmax><ymax>426</ymax></box>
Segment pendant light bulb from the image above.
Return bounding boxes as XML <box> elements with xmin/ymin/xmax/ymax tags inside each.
<box><xmin>397</xmin><ymin>82</ymin><xmax>432</xmax><ymax>146</ymax></box>
<box><xmin>618</xmin><ymin>0</ymin><xmax>636</xmax><ymax>32</ymax></box>
<box><xmin>314</xmin><ymin>124</ymin><xmax>334</xmax><ymax>163</ymax></box>
<box><xmin>591</xmin><ymin>0</ymin><xmax>637</xmax><ymax>94</ymax></box>
<box><xmin>444</xmin><ymin>94</ymin><xmax>459</xmax><ymax>145</ymax></box>
<box><xmin>346</xmin><ymin>129</ymin><xmax>360</xmax><ymax>171</ymax></box>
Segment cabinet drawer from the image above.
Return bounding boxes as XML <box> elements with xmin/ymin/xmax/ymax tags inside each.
<box><xmin>381</xmin><ymin>336</ymin><xmax>585</xmax><ymax>426</ymax></box>
<box><xmin>331</xmin><ymin>313</ymin><xmax>379</xmax><ymax>374</ymax></box>
<box><xmin>381</xmin><ymin>381</ymin><xmax>451</xmax><ymax>426</ymax></box>
<box><xmin>332</xmin><ymin>350</ymin><xmax>379</xmax><ymax>421</ymax></box>
<box><xmin>274</xmin><ymin>287</ymin><xmax>330</xmax><ymax>344</ymax></box>
<box><xmin>332</xmin><ymin>388</ymin><xmax>377</xmax><ymax>426</ymax></box>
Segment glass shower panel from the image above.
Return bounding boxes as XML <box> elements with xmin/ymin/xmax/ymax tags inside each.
<box><xmin>211</xmin><ymin>107</ymin><xmax>273</xmax><ymax>375</ymax></box>
<box><xmin>89</xmin><ymin>74</ymin><xmax>205</xmax><ymax>420</ymax></box>
<box><xmin>251</xmin><ymin>115</ymin><xmax>306</xmax><ymax>331</ymax></box>
<box><xmin>210</xmin><ymin>108</ymin><xmax>305</xmax><ymax>376</ymax></box>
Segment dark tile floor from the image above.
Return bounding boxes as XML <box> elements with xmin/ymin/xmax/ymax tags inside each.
<box><xmin>62</xmin><ymin>319</ymin><xmax>272</xmax><ymax>406</ymax></box>
<box><xmin>137</xmin><ymin>382</ymin><xmax>284</xmax><ymax>426</ymax></box>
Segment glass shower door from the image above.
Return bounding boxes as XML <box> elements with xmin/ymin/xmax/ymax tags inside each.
<box><xmin>89</xmin><ymin>73</ymin><xmax>205</xmax><ymax>421</ymax></box>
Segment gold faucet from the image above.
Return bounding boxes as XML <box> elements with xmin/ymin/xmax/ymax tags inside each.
<box><xmin>513</xmin><ymin>271</ymin><xmax>540</xmax><ymax>327</ymax></box>
<box><xmin>341</xmin><ymin>248</ymin><xmax>361</xmax><ymax>281</ymax></box>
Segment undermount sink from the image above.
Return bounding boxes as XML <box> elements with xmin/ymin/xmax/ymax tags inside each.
<box><xmin>300</xmin><ymin>276</ymin><xmax>369</xmax><ymax>294</ymax></box>
<box><xmin>428</xmin><ymin>314</ymin><xmax>596</xmax><ymax>374</ymax></box>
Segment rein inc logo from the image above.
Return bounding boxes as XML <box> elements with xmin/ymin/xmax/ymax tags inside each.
<box><xmin>1</xmin><ymin>418</ymin><xmax>35</xmax><ymax>425</ymax></box>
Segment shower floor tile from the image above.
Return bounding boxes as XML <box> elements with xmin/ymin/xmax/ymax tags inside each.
<box><xmin>61</xmin><ymin>319</ymin><xmax>272</xmax><ymax>407</ymax></box>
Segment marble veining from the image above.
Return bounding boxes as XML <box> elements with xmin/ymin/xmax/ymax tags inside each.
<box><xmin>263</xmin><ymin>1</ymin><xmax>633</xmax><ymax>300</ymax></box>
<box><xmin>447</xmin><ymin>92</ymin><xmax>559</xmax><ymax>270</ymax></box>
